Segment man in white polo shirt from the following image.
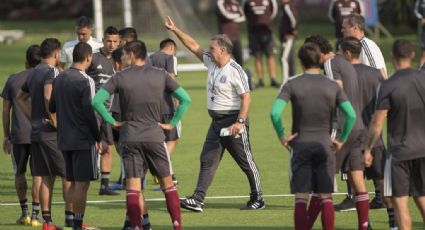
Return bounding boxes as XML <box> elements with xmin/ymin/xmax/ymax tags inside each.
<box><xmin>59</xmin><ymin>16</ymin><xmax>103</xmax><ymax>70</ymax></box>
<box><xmin>342</xmin><ymin>13</ymin><xmax>387</xmax><ymax>79</ymax></box>
<box><xmin>165</xmin><ymin>16</ymin><xmax>264</xmax><ymax>212</ymax></box>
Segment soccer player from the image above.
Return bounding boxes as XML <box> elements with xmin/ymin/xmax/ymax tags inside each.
<box><xmin>339</xmin><ymin>37</ymin><xmax>397</xmax><ymax>229</ymax></box>
<box><xmin>328</xmin><ymin>0</ymin><xmax>363</xmax><ymax>43</ymax></box>
<box><xmin>278</xmin><ymin>0</ymin><xmax>298</xmax><ymax>83</ymax></box>
<box><xmin>415</xmin><ymin>0</ymin><xmax>425</xmax><ymax>67</ymax></box>
<box><xmin>59</xmin><ymin>16</ymin><xmax>103</xmax><ymax>70</ymax></box>
<box><xmin>364</xmin><ymin>39</ymin><xmax>425</xmax><ymax>230</ymax></box>
<box><xmin>50</xmin><ymin>42</ymin><xmax>101</xmax><ymax>230</ymax></box>
<box><xmin>1</xmin><ymin>45</ymin><xmax>42</xmax><ymax>227</ymax></box>
<box><xmin>119</xmin><ymin>27</ymin><xmax>138</xmax><ymax>46</ymax></box>
<box><xmin>92</xmin><ymin>40</ymin><xmax>190</xmax><ymax>230</ymax></box>
<box><xmin>17</xmin><ymin>38</ymin><xmax>70</xmax><ymax>230</ymax></box>
<box><xmin>86</xmin><ymin>26</ymin><xmax>121</xmax><ymax>196</ymax></box>
<box><xmin>270</xmin><ymin>42</ymin><xmax>356</xmax><ymax>230</ymax></box>
<box><xmin>306</xmin><ymin>35</ymin><xmax>371</xmax><ymax>230</ymax></box>
<box><xmin>166</xmin><ymin>16</ymin><xmax>265</xmax><ymax>212</ymax></box>
<box><xmin>243</xmin><ymin>0</ymin><xmax>279</xmax><ymax>87</ymax></box>
<box><xmin>149</xmin><ymin>38</ymin><xmax>180</xmax><ymax>184</ymax></box>
<box><xmin>342</xmin><ymin>13</ymin><xmax>387</xmax><ymax>78</ymax></box>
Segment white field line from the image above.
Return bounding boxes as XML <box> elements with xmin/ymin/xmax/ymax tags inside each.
<box><xmin>0</xmin><ymin>192</ymin><xmax>374</xmax><ymax>206</ymax></box>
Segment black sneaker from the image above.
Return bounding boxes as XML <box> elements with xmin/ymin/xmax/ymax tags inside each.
<box><xmin>270</xmin><ymin>79</ymin><xmax>280</xmax><ymax>88</ymax></box>
<box><xmin>334</xmin><ymin>196</ymin><xmax>356</xmax><ymax>212</ymax></box>
<box><xmin>369</xmin><ymin>196</ymin><xmax>386</xmax><ymax>209</ymax></box>
<box><xmin>172</xmin><ymin>174</ymin><xmax>178</xmax><ymax>185</ymax></box>
<box><xmin>99</xmin><ymin>186</ymin><xmax>120</xmax><ymax>195</ymax></box>
<box><xmin>258</xmin><ymin>79</ymin><xmax>265</xmax><ymax>88</ymax></box>
<box><xmin>240</xmin><ymin>196</ymin><xmax>265</xmax><ymax>210</ymax></box>
<box><xmin>180</xmin><ymin>196</ymin><xmax>204</xmax><ymax>212</ymax></box>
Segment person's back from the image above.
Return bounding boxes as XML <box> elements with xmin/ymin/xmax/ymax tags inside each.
<box><xmin>53</xmin><ymin>68</ymin><xmax>97</xmax><ymax>150</ymax></box>
<box><xmin>244</xmin><ymin>0</ymin><xmax>278</xmax><ymax>34</ymax></box>
<box><xmin>23</xmin><ymin>63</ymin><xmax>58</xmax><ymax>141</ymax></box>
<box><xmin>329</xmin><ymin>0</ymin><xmax>362</xmax><ymax>39</ymax></box>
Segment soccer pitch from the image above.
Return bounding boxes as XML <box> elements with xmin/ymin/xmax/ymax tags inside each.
<box><xmin>0</xmin><ymin>19</ymin><xmax>424</xmax><ymax>229</ymax></box>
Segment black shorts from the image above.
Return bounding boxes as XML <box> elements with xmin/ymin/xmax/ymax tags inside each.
<box><xmin>335</xmin><ymin>129</ymin><xmax>366</xmax><ymax>173</ymax></box>
<box><xmin>365</xmin><ymin>145</ymin><xmax>386</xmax><ymax>180</ymax></box>
<box><xmin>11</xmin><ymin>144</ymin><xmax>32</xmax><ymax>176</ymax></box>
<box><xmin>391</xmin><ymin>157</ymin><xmax>425</xmax><ymax>197</ymax></box>
<box><xmin>290</xmin><ymin>139</ymin><xmax>335</xmax><ymax>194</ymax></box>
<box><xmin>112</xmin><ymin>112</ymin><xmax>121</xmax><ymax>142</ymax></box>
<box><xmin>162</xmin><ymin>114</ymin><xmax>181</xmax><ymax>142</ymax></box>
<box><xmin>248</xmin><ymin>32</ymin><xmax>274</xmax><ymax>56</ymax></box>
<box><xmin>100</xmin><ymin>121</ymin><xmax>114</xmax><ymax>145</ymax></box>
<box><xmin>121</xmin><ymin>141</ymin><xmax>171</xmax><ymax>179</ymax></box>
<box><xmin>63</xmin><ymin>147</ymin><xmax>98</xmax><ymax>181</ymax></box>
<box><xmin>31</xmin><ymin>140</ymin><xmax>65</xmax><ymax>177</ymax></box>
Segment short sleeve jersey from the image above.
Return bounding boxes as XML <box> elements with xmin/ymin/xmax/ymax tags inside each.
<box><xmin>21</xmin><ymin>63</ymin><xmax>59</xmax><ymax>141</ymax></box>
<box><xmin>87</xmin><ymin>50</ymin><xmax>115</xmax><ymax>109</ymax></box>
<box><xmin>353</xmin><ymin>64</ymin><xmax>384</xmax><ymax>147</ymax></box>
<box><xmin>278</xmin><ymin>73</ymin><xmax>348</xmax><ymax>140</ymax></box>
<box><xmin>149</xmin><ymin>51</ymin><xmax>178</xmax><ymax>115</ymax></box>
<box><xmin>324</xmin><ymin>55</ymin><xmax>364</xmax><ymax>130</ymax></box>
<box><xmin>243</xmin><ymin>0</ymin><xmax>278</xmax><ymax>34</ymax></box>
<box><xmin>51</xmin><ymin>68</ymin><xmax>97</xmax><ymax>151</ymax></box>
<box><xmin>102</xmin><ymin>65</ymin><xmax>180</xmax><ymax>143</ymax></box>
<box><xmin>375</xmin><ymin>68</ymin><xmax>425</xmax><ymax>161</ymax></box>
<box><xmin>60</xmin><ymin>37</ymin><xmax>103</xmax><ymax>68</ymax></box>
<box><xmin>1</xmin><ymin>69</ymin><xmax>33</xmax><ymax>144</ymax></box>
<box><xmin>360</xmin><ymin>37</ymin><xmax>387</xmax><ymax>77</ymax></box>
<box><xmin>203</xmin><ymin>52</ymin><xmax>250</xmax><ymax>111</ymax></box>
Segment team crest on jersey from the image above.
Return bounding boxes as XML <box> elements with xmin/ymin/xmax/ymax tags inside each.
<box><xmin>219</xmin><ymin>75</ymin><xmax>227</xmax><ymax>83</ymax></box>
<box><xmin>97</xmin><ymin>64</ymin><xmax>103</xmax><ymax>69</ymax></box>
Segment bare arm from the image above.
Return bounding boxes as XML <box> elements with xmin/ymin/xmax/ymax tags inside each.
<box><xmin>229</xmin><ymin>92</ymin><xmax>250</xmax><ymax>136</ymax></box>
<box><xmin>44</xmin><ymin>84</ymin><xmax>57</xmax><ymax>128</ymax></box>
<box><xmin>165</xmin><ymin>16</ymin><xmax>204</xmax><ymax>61</ymax></box>
<box><xmin>380</xmin><ymin>68</ymin><xmax>387</xmax><ymax>79</ymax></box>
<box><xmin>364</xmin><ymin>110</ymin><xmax>387</xmax><ymax>167</ymax></box>
<box><xmin>2</xmin><ymin>99</ymin><xmax>11</xmax><ymax>154</ymax></box>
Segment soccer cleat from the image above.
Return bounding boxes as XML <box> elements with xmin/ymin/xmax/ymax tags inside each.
<box><xmin>109</xmin><ymin>183</ymin><xmax>124</xmax><ymax>191</ymax></box>
<box><xmin>16</xmin><ymin>215</ymin><xmax>31</xmax><ymax>225</ymax></box>
<box><xmin>369</xmin><ymin>196</ymin><xmax>386</xmax><ymax>209</ymax></box>
<box><xmin>99</xmin><ymin>186</ymin><xmax>120</xmax><ymax>195</ymax></box>
<box><xmin>31</xmin><ymin>218</ymin><xmax>42</xmax><ymax>227</ymax></box>
<box><xmin>270</xmin><ymin>79</ymin><xmax>280</xmax><ymax>88</ymax></box>
<box><xmin>180</xmin><ymin>196</ymin><xmax>204</xmax><ymax>212</ymax></box>
<box><xmin>257</xmin><ymin>79</ymin><xmax>265</xmax><ymax>88</ymax></box>
<box><xmin>42</xmin><ymin>223</ymin><xmax>60</xmax><ymax>230</ymax></box>
<box><xmin>142</xmin><ymin>223</ymin><xmax>152</xmax><ymax>230</ymax></box>
<box><xmin>240</xmin><ymin>197</ymin><xmax>265</xmax><ymax>210</ymax></box>
<box><xmin>172</xmin><ymin>174</ymin><xmax>178</xmax><ymax>185</ymax></box>
<box><xmin>334</xmin><ymin>195</ymin><xmax>356</xmax><ymax>212</ymax></box>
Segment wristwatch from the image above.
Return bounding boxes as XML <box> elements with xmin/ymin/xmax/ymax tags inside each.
<box><xmin>237</xmin><ymin>117</ymin><xmax>245</xmax><ymax>124</ymax></box>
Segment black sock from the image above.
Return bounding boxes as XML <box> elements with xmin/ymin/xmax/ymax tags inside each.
<box><xmin>142</xmin><ymin>213</ymin><xmax>150</xmax><ymax>225</ymax></box>
<box><xmin>387</xmin><ymin>208</ymin><xmax>396</xmax><ymax>228</ymax></box>
<box><xmin>123</xmin><ymin>215</ymin><xmax>130</xmax><ymax>228</ymax></box>
<box><xmin>65</xmin><ymin>210</ymin><xmax>74</xmax><ymax>227</ymax></box>
<box><xmin>31</xmin><ymin>202</ymin><xmax>40</xmax><ymax>219</ymax></box>
<box><xmin>74</xmin><ymin>213</ymin><xmax>84</xmax><ymax>228</ymax></box>
<box><xmin>42</xmin><ymin>211</ymin><xmax>52</xmax><ymax>224</ymax></box>
<box><xmin>101</xmin><ymin>172</ymin><xmax>110</xmax><ymax>189</ymax></box>
<box><xmin>19</xmin><ymin>199</ymin><xmax>29</xmax><ymax>216</ymax></box>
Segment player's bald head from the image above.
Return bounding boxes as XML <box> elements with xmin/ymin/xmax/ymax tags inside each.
<box><xmin>211</xmin><ymin>34</ymin><xmax>233</xmax><ymax>54</ymax></box>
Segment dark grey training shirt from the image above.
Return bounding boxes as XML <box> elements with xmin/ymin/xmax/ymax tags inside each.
<box><xmin>50</xmin><ymin>67</ymin><xmax>100</xmax><ymax>151</ymax></box>
<box><xmin>102</xmin><ymin>65</ymin><xmax>180</xmax><ymax>143</ymax></box>
<box><xmin>1</xmin><ymin>69</ymin><xmax>33</xmax><ymax>144</ymax></box>
<box><xmin>278</xmin><ymin>73</ymin><xmax>348</xmax><ymax>140</ymax></box>
<box><xmin>149</xmin><ymin>51</ymin><xmax>177</xmax><ymax>115</ymax></box>
<box><xmin>376</xmin><ymin>68</ymin><xmax>425</xmax><ymax>161</ymax></box>
<box><xmin>87</xmin><ymin>50</ymin><xmax>115</xmax><ymax>109</ymax></box>
<box><xmin>324</xmin><ymin>55</ymin><xmax>364</xmax><ymax>131</ymax></box>
<box><xmin>21</xmin><ymin>63</ymin><xmax>58</xmax><ymax>142</ymax></box>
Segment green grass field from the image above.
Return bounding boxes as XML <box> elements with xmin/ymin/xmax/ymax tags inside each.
<box><xmin>0</xmin><ymin>18</ymin><xmax>424</xmax><ymax>229</ymax></box>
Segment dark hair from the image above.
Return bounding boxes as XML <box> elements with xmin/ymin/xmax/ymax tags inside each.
<box><xmin>75</xmin><ymin>16</ymin><xmax>93</xmax><ymax>29</ymax></box>
<box><xmin>304</xmin><ymin>35</ymin><xmax>333</xmax><ymax>54</ymax></box>
<box><xmin>298</xmin><ymin>42</ymin><xmax>322</xmax><ymax>69</ymax></box>
<box><xmin>159</xmin><ymin>38</ymin><xmax>177</xmax><ymax>50</ymax></box>
<box><xmin>119</xmin><ymin>27</ymin><xmax>138</xmax><ymax>41</ymax></box>
<box><xmin>73</xmin><ymin>42</ymin><xmax>92</xmax><ymax>63</ymax></box>
<box><xmin>40</xmin><ymin>38</ymin><xmax>61</xmax><ymax>59</ymax></box>
<box><xmin>392</xmin><ymin>39</ymin><xmax>414</xmax><ymax>60</ymax></box>
<box><xmin>104</xmin><ymin>26</ymin><xmax>119</xmax><ymax>36</ymax></box>
<box><xmin>340</xmin><ymin>36</ymin><xmax>362</xmax><ymax>58</ymax></box>
<box><xmin>112</xmin><ymin>47</ymin><xmax>123</xmax><ymax>63</ymax></box>
<box><xmin>345</xmin><ymin>13</ymin><xmax>365</xmax><ymax>32</ymax></box>
<box><xmin>211</xmin><ymin>34</ymin><xmax>233</xmax><ymax>54</ymax></box>
<box><xmin>26</xmin><ymin>45</ymin><xmax>41</xmax><ymax>67</ymax></box>
<box><xmin>123</xmin><ymin>40</ymin><xmax>147</xmax><ymax>60</ymax></box>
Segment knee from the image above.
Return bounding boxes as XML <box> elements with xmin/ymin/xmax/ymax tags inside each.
<box><xmin>16</xmin><ymin>179</ymin><xmax>28</xmax><ymax>191</ymax></box>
